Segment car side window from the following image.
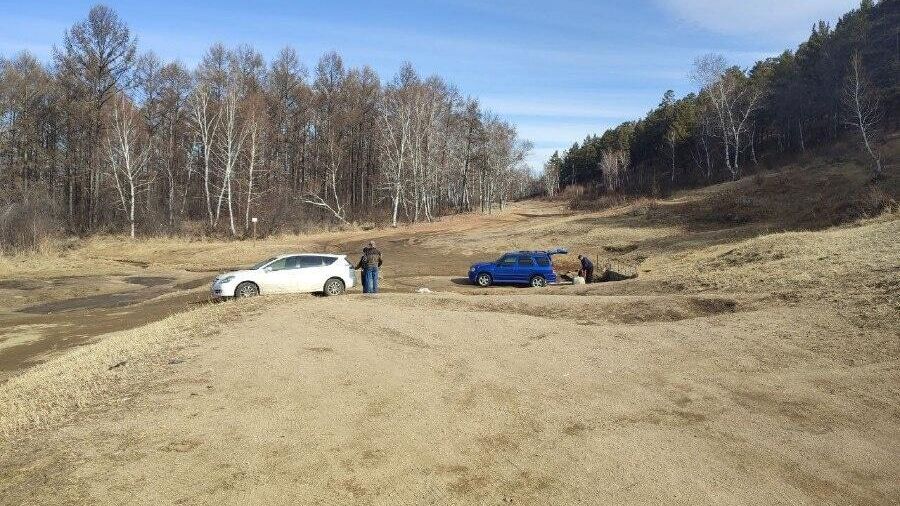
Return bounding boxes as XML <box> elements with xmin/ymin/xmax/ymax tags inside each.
<box><xmin>285</xmin><ymin>256</ymin><xmax>307</xmax><ymax>269</ymax></box>
<box><xmin>535</xmin><ymin>256</ymin><xmax>551</xmax><ymax>267</ymax></box>
<box><xmin>517</xmin><ymin>256</ymin><xmax>534</xmax><ymax>266</ymax></box>
<box><xmin>267</xmin><ymin>258</ymin><xmax>288</xmax><ymax>271</ymax></box>
<box><xmin>498</xmin><ymin>255</ymin><xmax>517</xmax><ymax>266</ymax></box>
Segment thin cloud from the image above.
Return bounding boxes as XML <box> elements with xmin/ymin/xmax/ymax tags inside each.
<box><xmin>480</xmin><ymin>95</ymin><xmax>648</xmax><ymax>120</ymax></box>
<box><xmin>657</xmin><ymin>0</ymin><xmax>858</xmax><ymax>36</ymax></box>
<box><xmin>516</xmin><ymin>121</ymin><xmax>620</xmax><ymax>147</ymax></box>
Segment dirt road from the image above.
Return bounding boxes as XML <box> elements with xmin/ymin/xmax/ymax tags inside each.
<box><xmin>0</xmin><ymin>205</ymin><xmax>535</xmax><ymax>380</ymax></box>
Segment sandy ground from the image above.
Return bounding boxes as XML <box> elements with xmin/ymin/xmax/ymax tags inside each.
<box><xmin>0</xmin><ymin>156</ymin><xmax>898</xmax><ymax>504</ymax></box>
<box><xmin>1</xmin><ymin>292</ymin><xmax>897</xmax><ymax>504</ymax></box>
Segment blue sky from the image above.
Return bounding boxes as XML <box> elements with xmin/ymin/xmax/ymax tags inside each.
<box><xmin>1</xmin><ymin>0</ymin><xmax>858</xmax><ymax>170</ymax></box>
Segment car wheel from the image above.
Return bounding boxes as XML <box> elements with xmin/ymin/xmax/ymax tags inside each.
<box><xmin>530</xmin><ymin>275</ymin><xmax>547</xmax><ymax>288</ymax></box>
<box><xmin>476</xmin><ymin>273</ymin><xmax>492</xmax><ymax>287</ymax></box>
<box><xmin>324</xmin><ymin>277</ymin><xmax>346</xmax><ymax>296</ymax></box>
<box><xmin>234</xmin><ymin>281</ymin><xmax>259</xmax><ymax>298</ymax></box>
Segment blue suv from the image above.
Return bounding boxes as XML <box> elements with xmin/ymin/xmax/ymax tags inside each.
<box><xmin>468</xmin><ymin>249</ymin><xmax>567</xmax><ymax>288</ymax></box>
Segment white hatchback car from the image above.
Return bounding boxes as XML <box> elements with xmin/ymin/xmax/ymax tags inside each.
<box><xmin>211</xmin><ymin>253</ymin><xmax>355</xmax><ymax>299</ymax></box>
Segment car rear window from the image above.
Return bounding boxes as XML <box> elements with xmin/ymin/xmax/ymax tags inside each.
<box><xmin>518</xmin><ymin>256</ymin><xmax>534</xmax><ymax>266</ymax></box>
<box><xmin>535</xmin><ymin>256</ymin><xmax>551</xmax><ymax>267</ymax></box>
<box><xmin>296</xmin><ymin>256</ymin><xmax>321</xmax><ymax>268</ymax></box>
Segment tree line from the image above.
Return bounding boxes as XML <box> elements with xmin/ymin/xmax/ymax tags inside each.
<box><xmin>545</xmin><ymin>0</ymin><xmax>896</xmax><ymax>198</ymax></box>
<box><xmin>0</xmin><ymin>5</ymin><xmax>536</xmax><ymax>245</ymax></box>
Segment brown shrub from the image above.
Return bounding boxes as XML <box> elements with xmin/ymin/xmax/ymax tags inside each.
<box><xmin>0</xmin><ymin>198</ymin><xmax>57</xmax><ymax>255</ymax></box>
<box><xmin>568</xmin><ymin>184</ymin><xmax>632</xmax><ymax>212</ymax></box>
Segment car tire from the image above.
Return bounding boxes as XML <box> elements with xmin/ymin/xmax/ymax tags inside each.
<box><xmin>529</xmin><ymin>275</ymin><xmax>547</xmax><ymax>288</ymax></box>
<box><xmin>323</xmin><ymin>277</ymin><xmax>346</xmax><ymax>296</ymax></box>
<box><xmin>234</xmin><ymin>281</ymin><xmax>259</xmax><ymax>298</ymax></box>
<box><xmin>476</xmin><ymin>273</ymin><xmax>492</xmax><ymax>287</ymax></box>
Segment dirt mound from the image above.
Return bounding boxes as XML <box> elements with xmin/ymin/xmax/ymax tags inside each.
<box><xmin>392</xmin><ymin>292</ymin><xmax>738</xmax><ymax>325</ymax></box>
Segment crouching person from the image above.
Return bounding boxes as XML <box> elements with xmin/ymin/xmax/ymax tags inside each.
<box><xmin>357</xmin><ymin>241</ymin><xmax>383</xmax><ymax>293</ymax></box>
<box><xmin>577</xmin><ymin>254</ymin><xmax>594</xmax><ymax>283</ymax></box>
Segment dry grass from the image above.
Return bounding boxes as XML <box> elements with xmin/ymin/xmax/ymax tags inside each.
<box><xmin>659</xmin><ymin>214</ymin><xmax>899</xmax><ymax>315</ymax></box>
<box><xmin>0</xmin><ymin>299</ymin><xmax>255</xmax><ymax>440</ymax></box>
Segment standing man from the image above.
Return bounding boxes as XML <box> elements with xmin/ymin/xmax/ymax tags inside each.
<box><xmin>577</xmin><ymin>254</ymin><xmax>594</xmax><ymax>284</ymax></box>
<box><xmin>357</xmin><ymin>240</ymin><xmax>383</xmax><ymax>293</ymax></box>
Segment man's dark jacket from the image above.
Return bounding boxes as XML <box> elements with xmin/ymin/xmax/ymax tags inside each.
<box><xmin>580</xmin><ymin>256</ymin><xmax>594</xmax><ymax>271</ymax></box>
<box><xmin>357</xmin><ymin>247</ymin><xmax>383</xmax><ymax>270</ymax></box>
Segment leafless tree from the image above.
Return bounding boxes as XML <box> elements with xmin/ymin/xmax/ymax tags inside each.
<box><xmin>691</xmin><ymin>54</ymin><xmax>759</xmax><ymax>180</ymax></box>
<box><xmin>157</xmin><ymin>61</ymin><xmax>192</xmax><ymax>227</ymax></box>
<box><xmin>542</xmin><ymin>156</ymin><xmax>561</xmax><ymax>197</ymax></box>
<box><xmin>242</xmin><ymin>99</ymin><xmax>266</xmax><ymax>232</ymax></box>
<box><xmin>300</xmin><ymin>52</ymin><xmax>350</xmax><ymax>224</ymax></box>
<box><xmin>106</xmin><ymin>94</ymin><xmax>151</xmax><ymax>238</ymax></box>
<box><xmin>55</xmin><ymin>4</ymin><xmax>136</xmax><ymax>226</ymax></box>
<box><xmin>380</xmin><ymin>74</ymin><xmax>413</xmax><ymax>227</ymax></box>
<box><xmin>215</xmin><ymin>86</ymin><xmax>247</xmax><ymax>235</ymax></box>
<box><xmin>842</xmin><ymin>52</ymin><xmax>883</xmax><ymax>179</ymax></box>
<box><xmin>0</xmin><ymin>5</ymin><xmax>541</xmax><ymax>240</ymax></box>
<box><xmin>600</xmin><ymin>149</ymin><xmax>629</xmax><ymax>194</ymax></box>
<box><xmin>190</xmin><ymin>84</ymin><xmax>220</xmax><ymax>225</ymax></box>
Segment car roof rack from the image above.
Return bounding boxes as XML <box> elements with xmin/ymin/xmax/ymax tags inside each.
<box><xmin>278</xmin><ymin>252</ymin><xmax>342</xmax><ymax>257</ymax></box>
<box><xmin>516</xmin><ymin>248</ymin><xmax>568</xmax><ymax>256</ymax></box>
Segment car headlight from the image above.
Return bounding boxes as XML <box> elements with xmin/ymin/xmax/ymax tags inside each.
<box><xmin>219</xmin><ymin>275</ymin><xmax>235</xmax><ymax>284</ymax></box>
<box><xmin>469</xmin><ymin>267</ymin><xmax>475</xmax><ymax>272</ymax></box>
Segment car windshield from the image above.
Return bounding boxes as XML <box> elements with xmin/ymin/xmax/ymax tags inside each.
<box><xmin>250</xmin><ymin>257</ymin><xmax>278</xmax><ymax>270</ymax></box>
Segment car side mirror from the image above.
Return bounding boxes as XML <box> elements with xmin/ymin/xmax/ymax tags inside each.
<box><xmin>264</xmin><ymin>266</ymin><xmax>273</xmax><ymax>272</ymax></box>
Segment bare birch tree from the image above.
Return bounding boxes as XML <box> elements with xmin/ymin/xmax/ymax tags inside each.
<box><xmin>243</xmin><ymin>104</ymin><xmax>265</xmax><ymax>232</ymax></box>
<box><xmin>380</xmin><ymin>81</ymin><xmax>413</xmax><ymax>227</ymax></box>
<box><xmin>1</xmin><ymin>4</ymin><xmax>547</xmax><ymax>241</ymax></box>
<box><xmin>842</xmin><ymin>52</ymin><xmax>883</xmax><ymax>180</ymax></box>
<box><xmin>600</xmin><ymin>149</ymin><xmax>629</xmax><ymax>194</ymax></box>
<box><xmin>106</xmin><ymin>94</ymin><xmax>151</xmax><ymax>238</ymax></box>
<box><xmin>691</xmin><ymin>54</ymin><xmax>759</xmax><ymax>180</ymax></box>
<box><xmin>190</xmin><ymin>84</ymin><xmax>219</xmax><ymax>226</ymax></box>
<box><xmin>215</xmin><ymin>87</ymin><xmax>247</xmax><ymax>235</ymax></box>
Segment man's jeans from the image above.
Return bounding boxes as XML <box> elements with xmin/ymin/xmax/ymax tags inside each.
<box><xmin>363</xmin><ymin>267</ymin><xmax>379</xmax><ymax>293</ymax></box>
